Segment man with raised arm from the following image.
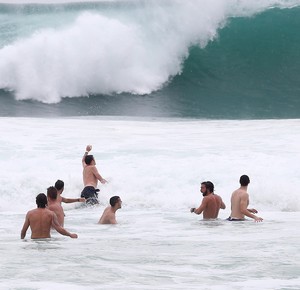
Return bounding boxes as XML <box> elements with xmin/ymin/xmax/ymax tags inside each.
<box><xmin>21</xmin><ymin>193</ymin><xmax>78</xmax><ymax>239</ymax></box>
<box><xmin>190</xmin><ymin>181</ymin><xmax>226</xmax><ymax>219</ymax></box>
<box><xmin>98</xmin><ymin>196</ymin><xmax>122</xmax><ymax>224</ymax></box>
<box><xmin>228</xmin><ymin>175</ymin><xmax>263</xmax><ymax>222</ymax></box>
<box><xmin>81</xmin><ymin>145</ymin><xmax>107</xmax><ymax>205</ymax></box>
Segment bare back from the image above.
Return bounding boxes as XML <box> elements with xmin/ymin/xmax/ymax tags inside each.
<box><xmin>23</xmin><ymin>208</ymin><xmax>54</xmax><ymax>239</ymax></box>
<box><xmin>230</xmin><ymin>188</ymin><xmax>249</xmax><ymax>219</ymax></box>
<box><xmin>48</xmin><ymin>202</ymin><xmax>65</xmax><ymax>226</ymax></box>
<box><xmin>203</xmin><ymin>195</ymin><xmax>219</xmax><ymax>219</ymax></box>
<box><xmin>98</xmin><ymin>207</ymin><xmax>117</xmax><ymax>224</ymax></box>
<box><xmin>213</xmin><ymin>194</ymin><xmax>225</xmax><ymax>218</ymax></box>
<box><xmin>83</xmin><ymin>165</ymin><xmax>99</xmax><ymax>188</ymax></box>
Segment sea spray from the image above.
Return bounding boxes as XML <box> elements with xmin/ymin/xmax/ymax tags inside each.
<box><xmin>1</xmin><ymin>0</ymin><xmax>300</xmax><ymax>102</ymax></box>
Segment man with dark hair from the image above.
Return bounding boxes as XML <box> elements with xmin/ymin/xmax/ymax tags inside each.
<box><xmin>98</xmin><ymin>196</ymin><xmax>122</xmax><ymax>224</ymax></box>
<box><xmin>21</xmin><ymin>193</ymin><xmax>78</xmax><ymax>239</ymax></box>
<box><xmin>81</xmin><ymin>145</ymin><xmax>107</xmax><ymax>205</ymax></box>
<box><xmin>47</xmin><ymin>186</ymin><xmax>65</xmax><ymax>226</ymax></box>
<box><xmin>54</xmin><ymin>179</ymin><xmax>85</xmax><ymax>204</ymax></box>
<box><xmin>190</xmin><ymin>181</ymin><xmax>226</xmax><ymax>219</ymax></box>
<box><xmin>228</xmin><ymin>175</ymin><xmax>263</xmax><ymax>222</ymax></box>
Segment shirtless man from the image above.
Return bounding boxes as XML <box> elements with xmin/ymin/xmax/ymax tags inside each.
<box><xmin>21</xmin><ymin>193</ymin><xmax>78</xmax><ymax>239</ymax></box>
<box><xmin>190</xmin><ymin>181</ymin><xmax>226</xmax><ymax>219</ymax></box>
<box><xmin>98</xmin><ymin>196</ymin><xmax>122</xmax><ymax>224</ymax></box>
<box><xmin>47</xmin><ymin>186</ymin><xmax>65</xmax><ymax>226</ymax></box>
<box><xmin>228</xmin><ymin>175</ymin><xmax>263</xmax><ymax>222</ymax></box>
<box><xmin>54</xmin><ymin>180</ymin><xmax>85</xmax><ymax>205</ymax></box>
<box><xmin>81</xmin><ymin>145</ymin><xmax>107</xmax><ymax>205</ymax></box>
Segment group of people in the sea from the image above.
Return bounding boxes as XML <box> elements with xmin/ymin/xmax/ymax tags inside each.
<box><xmin>20</xmin><ymin>145</ymin><xmax>122</xmax><ymax>239</ymax></box>
<box><xmin>20</xmin><ymin>145</ymin><xmax>263</xmax><ymax>240</ymax></box>
<box><xmin>190</xmin><ymin>175</ymin><xmax>263</xmax><ymax>222</ymax></box>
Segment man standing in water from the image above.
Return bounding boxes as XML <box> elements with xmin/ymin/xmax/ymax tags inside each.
<box><xmin>190</xmin><ymin>181</ymin><xmax>226</xmax><ymax>219</ymax></box>
<box><xmin>228</xmin><ymin>175</ymin><xmax>263</xmax><ymax>222</ymax></box>
<box><xmin>54</xmin><ymin>179</ymin><xmax>85</xmax><ymax>205</ymax></box>
<box><xmin>81</xmin><ymin>145</ymin><xmax>107</xmax><ymax>205</ymax></box>
<box><xmin>98</xmin><ymin>196</ymin><xmax>122</xmax><ymax>224</ymax></box>
<box><xmin>47</xmin><ymin>186</ymin><xmax>65</xmax><ymax>226</ymax></box>
<box><xmin>21</xmin><ymin>193</ymin><xmax>78</xmax><ymax>239</ymax></box>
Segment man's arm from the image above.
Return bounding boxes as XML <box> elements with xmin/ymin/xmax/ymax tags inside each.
<box><xmin>82</xmin><ymin>145</ymin><xmax>92</xmax><ymax>167</ymax></box>
<box><xmin>61</xmin><ymin>197</ymin><xmax>85</xmax><ymax>203</ymax></box>
<box><xmin>93</xmin><ymin>167</ymin><xmax>107</xmax><ymax>184</ymax></box>
<box><xmin>247</xmin><ymin>208</ymin><xmax>258</xmax><ymax>214</ymax></box>
<box><xmin>220</xmin><ymin>200</ymin><xmax>226</xmax><ymax>209</ymax></box>
<box><xmin>20</xmin><ymin>213</ymin><xmax>30</xmax><ymax>239</ymax></box>
<box><xmin>240</xmin><ymin>194</ymin><xmax>263</xmax><ymax>222</ymax></box>
<box><xmin>52</xmin><ymin>213</ymin><xmax>78</xmax><ymax>238</ymax></box>
<box><xmin>191</xmin><ymin>198</ymin><xmax>207</xmax><ymax>215</ymax></box>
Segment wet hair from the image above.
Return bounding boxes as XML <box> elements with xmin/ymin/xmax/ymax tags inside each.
<box><xmin>36</xmin><ymin>193</ymin><xmax>48</xmax><ymax>208</ymax></box>
<box><xmin>85</xmin><ymin>155</ymin><xmax>94</xmax><ymax>165</ymax></box>
<box><xmin>47</xmin><ymin>186</ymin><xmax>58</xmax><ymax>200</ymax></box>
<box><xmin>110</xmin><ymin>196</ymin><xmax>120</xmax><ymax>207</ymax></box>
<box><xmin>55</xmin><ymin>179</ymin><xmax>64</xmax><ymax>191</ymax></box>
<box><xmin>205</xmin><ymin>181</ymin><xmax>214</xmax><ymax>193</ymax></box>
<box><xmin>240</xmin><ymin>175</ymin><xmax>250</xmax><ymax>186</ymax></box>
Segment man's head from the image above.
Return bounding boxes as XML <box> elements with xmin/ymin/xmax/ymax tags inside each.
<box><xmin>200</xmin><ymin>181</ymin><xmax>214</xmax><ymax>196</ymax></box>
<box><xmin>36</xmin><ymin>193</ymin><xmax>48</xmax><ymax>208</ymax></box>
<box><xmin>47</xmin><ymin>186</ymin><xmax>58</xmax><ymax>201</ymax></box>
<box><xmin>55</xmin><ymin>179</ymin><xmax>64</xmax><ymax>191</ymax></box>
<box><xmin>205</xmin><ymin>181</ymin><xmax>214</xmax><ymax>193</ymax></box>
<box><xmin>110</xmin><ymin>196</ymin><xmax>122</xmax><ymax>208</ymax></box>
<box><xmin>240</xmin><ymin>175</ymin><xmax>250</xmax><ymax>186</ymax></box>
<box><xmin>85</xmin><ymin>155</ymin><xmax>95</xmax><ymax>165</ymax></box>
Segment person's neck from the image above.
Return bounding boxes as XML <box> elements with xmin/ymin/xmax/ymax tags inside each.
<box><xmin>111</xmin><ymin>206</ymin><xmax>118</xmax><ymax>213</ymax></box>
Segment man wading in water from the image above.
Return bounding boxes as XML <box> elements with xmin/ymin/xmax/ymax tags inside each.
<box><xmin>81</xmin><ymin>145</ymin><xmax>107</xmax><ymax>205</ymax></box>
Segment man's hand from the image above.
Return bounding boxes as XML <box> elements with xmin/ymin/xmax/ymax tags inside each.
<box><xmin>100</xmin><ymin>178</ymin><xmax>108</xmax><ymax>184</ymax></box>
<box><xmin>190</xmin><ymin>208</ymin><xmax>196</xmax><ymax>213</ymax></box>
<box><xmin>70</xmin><ymin>233</ymin><xmax>78</xmax><ymax>238</ymax></box>
<box><xmin>254</xmin><ymin>216</ymin><xmax>263</xmax><ymax>222</ymax></box>
<box><xmin>86</xmin><ymin>145</ymin><xmax>92</xmax><ymax>152</ymax></box>
<box><xmin>248</xmin><ymin>208</ymin><xmax>258</xmax><ymax>214</ymax></box>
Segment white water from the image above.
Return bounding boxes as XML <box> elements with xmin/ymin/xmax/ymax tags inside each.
<box><xmin>1</xmin><ymin>0</ymin><xmax>300</xmax><ymax>102</ymax></box>
<box><xmin>0</xmin><ymin>117</ymin><xmax>300</xmax><ymax>289</ymax></box>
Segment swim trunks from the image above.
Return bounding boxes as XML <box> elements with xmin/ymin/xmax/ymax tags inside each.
<box><xmin>226</xmin><ymin>217</ymin><xmax>245</xmax><ymax>221</ymax></box>
<box><xmin>81</xmin><ymin>186</ymin><xmax>100</xmax><ymax>205</ymax></box>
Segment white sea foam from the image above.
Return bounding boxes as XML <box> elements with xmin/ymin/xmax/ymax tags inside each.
<box><xmin>0</xmin><ymin>0</ymin><xmax>300</xmax><ymax>102</ymax></box>
<box><xmin>0</xmin><ymin>117</ymin><xmax>300</xmax><ymax>289</ymax></box>
<box><xmin>0</xmin><ymin>117</ymin><xmax>299</xmax><ymax>213</ymax></box>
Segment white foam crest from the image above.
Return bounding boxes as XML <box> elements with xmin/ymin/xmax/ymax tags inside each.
<box><xmin>0</xmin><ymin>0</ymin><xmax>300</xmax><ymax>102</ymax></box>
<box><xmin>0</xmin><ymin>118</ymin><xmax>300</xmax><ymax>214</ymax></box>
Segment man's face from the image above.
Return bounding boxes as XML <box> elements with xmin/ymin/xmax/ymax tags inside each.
<box><xmin>117</xmin><ymin>198</ymin><xmax>122</xmax><ymax>209</ymax></box>
<box><xmin>200</xmin><ymin>184</ymin><xmax>208</xmax><ymax>196</ymax></box>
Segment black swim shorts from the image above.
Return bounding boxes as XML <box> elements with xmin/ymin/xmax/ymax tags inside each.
<box><xmin>226</xmin><ymin>217</ymin><xmax>245</xmax><ymax>221</ymax></box>
<box><xmin>81</xmin><ymin>186</ymin><xmax>99</xmax><ymax>205</ymax></box>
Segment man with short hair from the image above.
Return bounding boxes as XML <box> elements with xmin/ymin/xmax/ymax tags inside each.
<box><xmin>81</xmin><ymin>145</ymin><xmax>107</xmax><ymax>205</ymax></box>
<box><xmin>190</xmin><ymin>181</ymin><xmax>226</xmax><ymax>219</ymax></box>
<box><xmin>228</xmin><ymin>175</ymin><xmax>263</xmax><ymax>222</ymax></box>
<box><xmin>21</xmin><ymin>193</ymin><xmax>78</xmax><ymax>239</ymax></box>
<box><xmin>98</xmin><ymin>196</ymin><xmax>122</xmax><ymax>224</ymax></box>
<box><xmin>47</xmin><ymin>186</ymin><xmax>65</xmax><ymax>226</ymax></box>
<box><xmin>54</xmin><ymin>180</ymin><xmax>85</xmax><ymax>204</ymax></box>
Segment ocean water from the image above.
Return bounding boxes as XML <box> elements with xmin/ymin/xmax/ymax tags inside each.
<box><xmin>0</xmin><ymin>118</ymin><xmax>300</xmax><ymax>290</ymax></box>
<box><xmin>0</xmin><ymin>0</ymin><xmax>300</xmax><ymax>289</ymax></box>
<box><xmin>1</xmin><ymin>0</ymin><xmax>300</xmax><ymax>118</ymax></box>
